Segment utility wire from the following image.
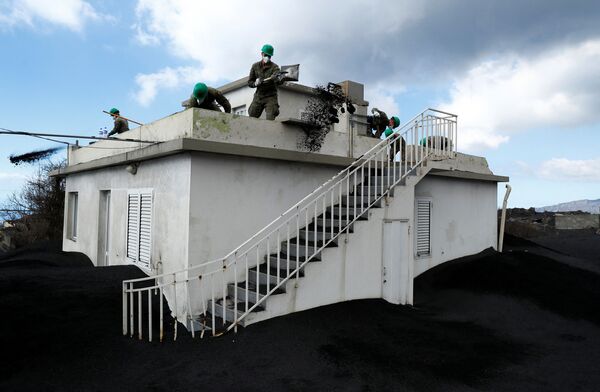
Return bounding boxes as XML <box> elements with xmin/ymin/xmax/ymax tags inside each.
<box><xmin>0</xmin><ymin>127</ymin><xmax>155</xmax><ymax>144</ymax></box>
<box><xmin>0</xmin><ymin>127</ymin><xmax>70</xmax><ymax>145</ymax></box>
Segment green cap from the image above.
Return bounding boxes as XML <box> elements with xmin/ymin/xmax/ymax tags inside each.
<box><xmin>261</xmin><ymin>44</ymin><xmax>274</xmax><ymax>57</ymax></box>
<box><xmin>193</xmin><ymin>82</ymin><xmax>208</xmax><ymax>103</ymax></box>
<box><xmin>109</xmin><ymin>108</ymin><xmax>119</xmax><ymax>115</ymax></box>
<box><xmin>391</xmin><ymin>116</ymin><xmax>400</xmax><ymax>128</ymax></box>
<box><xmin>384</xmin><ymin>127</ymin><xmax>394</xmax><ymax>137</ymax></box>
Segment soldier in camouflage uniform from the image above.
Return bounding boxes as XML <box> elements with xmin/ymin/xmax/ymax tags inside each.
<box><xmin>383</xmin><ymin>116</ymin><xmax>404</xmax><ymax>161</ymax></box>
<box><xmin>107</xmin><ymin>108</ymin><xmax>129</xmax><ymax>136</ymax></box>
<box><xmin>188</xmin><ymin>83</ymin><xmax>231</xmax><ymax>113</ymax></box>
<box><xmin>247</xmin><ymin>44</ymin><xmax>281</xmax><ymax>120</ymax></box>
<box><xmin>367</xmin><ymin>108</ymin><xmax>390</xmax><ymax>138</ymax></box>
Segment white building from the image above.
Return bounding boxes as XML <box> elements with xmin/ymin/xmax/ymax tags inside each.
<box><xmin>54</xmin><ymin>80</ymin><xmax>507</xmax><ymax>341</ymax></box>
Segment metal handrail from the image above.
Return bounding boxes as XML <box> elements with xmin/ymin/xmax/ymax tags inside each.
<box><xmin>123</xmin><ymin>108</ymin><xmax>457</xmax><ymax>341</ymax></box>
<box><xmin>121</xmin><ymin>109</ymin><xmax>451</xmax><ymax>284</ymax></box>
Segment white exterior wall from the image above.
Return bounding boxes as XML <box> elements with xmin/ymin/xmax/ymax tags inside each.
<box><xmin>244</xmin><ymin>172</ymin><xmax>499</xmax><ymax>325</ymax></box>
<box><xmin>63</xmin><ymin>154</ymin><xmax>191</xmax><ymax>275</ymax></box>
<box><xmin>188</xmin><ymin>153</ymin><xmax>341</xmax><ymax>264</ymax></box>
<box><xmin>413</xmin><ymin>176</ymin><xmax>498</xmax><ymax>277</ymax></box>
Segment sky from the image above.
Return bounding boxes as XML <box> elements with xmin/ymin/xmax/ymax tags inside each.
<box><xmin>1</xmin><ymin>0</ymin><xmax>600</xmax><ymax>208</ymax></box>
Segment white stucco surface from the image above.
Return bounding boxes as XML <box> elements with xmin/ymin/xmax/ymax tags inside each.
<box><xmin>413</xmin><ymin>176</ymin><xmax>498</xmax><ymax>277</ymax></box>
<box><xmin>187</xmin><ymin>152</ymin><xmax>342</xmax><ymax>265</ymax></box>
<box><xmin>243</xmin><ymin>170</ymin><xmax>500</xmax><ymax>325</ymax></box>
<box><xmin>62</xmin><ymin>154</ymin><xmax>191</xmax><ymax>275</ymax></box>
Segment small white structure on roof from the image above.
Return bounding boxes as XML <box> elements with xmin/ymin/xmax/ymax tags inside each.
<box><xmin>54</xmin><ymin>79</ymin><xmax>508</xmax><ymax>340</ymax></box>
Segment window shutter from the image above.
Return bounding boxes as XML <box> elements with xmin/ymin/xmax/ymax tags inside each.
<box><xmin>127</xmin><ymin>193</ymin><xmax>140</xmax><ymax>261</ymax></box>
<box><xmin>416</xmin><ymin>200</ymin><xmax>431</xmax><ymax>256</ymax></box>
<box><xmin>138</xmin><ymin>193</ymin><xmax>152</xmax><ymax>267</ymax></box>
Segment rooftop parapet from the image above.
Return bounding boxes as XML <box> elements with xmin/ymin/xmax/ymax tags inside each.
<box><xmin>65</xmin><ymin>108</ymin><xmax>380</xmax><ymax>172</ymax></box>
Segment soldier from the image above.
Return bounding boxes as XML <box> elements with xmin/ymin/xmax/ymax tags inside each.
<box><xmin>367</xmin><ymin>108</ymin><xmax>390</xmax><ymax>138</ymax></box>
<box><xmin>383</xmin><ymin>116</ymin><xmax>405</xmax><ymax>161</ymax></box>
<box><xmin>107</xmin><ymin>108</ymin><xmax>129</xmax><ymax>137</ymax></box>
<box><xmin>188</xmin><ymin>82</ymin><xmax>231</xmax><ymax>113</ymax></box>
<box><xmin>248</xmin><ymin>44</ymin><xmax>281</xmax><ymax>120</ymax></box>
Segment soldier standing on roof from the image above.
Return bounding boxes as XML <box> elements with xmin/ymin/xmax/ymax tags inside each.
<box><xmin>189</xmin><ymin>82</ymin><xmax>232</xmax><ymax>113</ymax></box>
<box><xmin>248</xmin><ymin>44</ymin><xmax>281</xmax><ymax>120</ymax></box>
<box><xmin>107</xmin><ymin>108</ymin><xmax>129</xmax><ymax>136</ymax></box>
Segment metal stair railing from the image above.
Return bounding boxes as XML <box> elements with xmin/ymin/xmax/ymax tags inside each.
<box><xmin>122</xmin><ymin>108</ymin><xmax>457</xmax><ymax>341</ymax></box>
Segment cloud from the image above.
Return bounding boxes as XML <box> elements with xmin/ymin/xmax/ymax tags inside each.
<box><xmin>131</xmin><ymin>1</ymin><xmax>600</xmax><ymax>107</ymax></box>
<box><xmin>0</xmin><ymin>0</ymin><xmax>111</xmax><ymax>32</ymax></box>
<box><xmin>539</xmin><ymin>158</ymin><xmax>600</xmax><ymax>182</ymax></box>
<box><xmin>134</xmin><ymin>66</ymin><xmax>202</xmax><ymax>106</ymax></box>
<box><xmin>131</xmin><ymin>0</ymin><xmax>427</xmax><ymax>105</ymax></box>
<box><xmin>440</xmin><ymin>40</ymin><xmax>600</xmax><ymax>152</ymax></box>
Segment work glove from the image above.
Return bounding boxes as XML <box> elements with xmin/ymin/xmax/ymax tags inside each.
<box><xmin>255</xmin><ymin>78</ymin><xmax>263</xmax><ymax>87</ymax></box>
<box><xmin>371</xmin><ymin>108</ymin><xmax>380</xmax><ymax>116</ymax></box>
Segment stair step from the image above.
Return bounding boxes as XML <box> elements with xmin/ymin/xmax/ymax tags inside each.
<box><xmin>236</xmin><ymin>281</ymin><xmax>285</xmax><ymax>295</ymax></box>
<box><xmin>314</xmin><ymin>217</ymin><xmax>354</xmax><ymax>229</ymax></box>
<box><xmin>324</xmin><ymin>207</ymin><xmax>368</xmax><ymax>220</ymax></box>
<box><xmin>298</xmin><ymin>229</ymin><xmax>337</xmax><ymax>242</ymax></box>
<box><xmin>305</xmin><ymin>221</ymin><xmax>354</xmax><ymax>233</ymax></box>
<box><xmin>355</xmin><ymin>185</ymin><xmax>391</xmax><ymax>196</ymax></box>
<box><xmin>247</xmin><ymin>266</ymin><xmax>279</xmax><ymax>286</ymax></box>
<box><xmin>280</xmin><ymin>242</ymin><xmax>323</xmax><ymax>258</ymax></box>
<box><xmin>206</xmin><ymin>299</ymin><xmax>264</xmax><ymax>324</ymax></box>
<box><xmin>267</xmin><ymin>253</ymin><xmax>319</xmax><ymax>270</ymax></box>
<box><xmin>227</xmin><ymin>283</ymin><xmax>265</xmax><ymax>305</ymax></box>
<box><xmin>289</xmin><ymin>237</ymin><xmax>337</xmax><ymax>248</ymax></box>
<box><xmin>256</xmin><ymin>263</ymin><xmax>305</xmax><ymax>278</ymax></box>
<box><xmin>340</xmin><ymin>196</ymin><xmax>382</xmax><ymax>208</ymax></box>
<box><xmin>367</xmin><ymin>175</ymin><xmax>406</xmax><ymax>185</ymax></box>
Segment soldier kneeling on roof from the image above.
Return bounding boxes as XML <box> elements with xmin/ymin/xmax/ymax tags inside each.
<box><xmin>107</xmin><ymin>107</ymin><xmax>129</xmax><ymax>137</ymax></box>
<box><xmin>367</xmin><ymin>107</ymin><xmax>391</xmax><ymax>138</ymax></box>
<box><xmin>185</xmin><ymin>82</ymin><xmax>232</xmax><ymax>113</ymax></box>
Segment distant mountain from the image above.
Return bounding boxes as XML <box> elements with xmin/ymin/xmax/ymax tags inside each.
<box><xmin>536</xmin><ymin>199</ymin><xmax>600</xmax><ymax>213</ymax></box>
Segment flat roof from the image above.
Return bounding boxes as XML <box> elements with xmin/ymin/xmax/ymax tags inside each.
<box><xmin>428</xmin><ymin>168</ymin><xmax>509</xmax><ymax>183</ymax></box>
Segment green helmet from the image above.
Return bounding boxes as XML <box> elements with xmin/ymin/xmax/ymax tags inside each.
<box><xmin>193</xmin><ymin>82</ymin><xmax>208</xmax><ymax>103</ymax></box>
<box><xmin>261</xmin><ymin>44</ymin><xmax>274</xmax><ymax>57</ymax></box>
<box><xmin>109</xmin><ymin>108</ymin><xmax>120</xmax><ymax>115</ymax></box>
<box><xmin>391</xmin><ymin>116</ymin><xmax>400</xmax><ymax>128</ymax></box>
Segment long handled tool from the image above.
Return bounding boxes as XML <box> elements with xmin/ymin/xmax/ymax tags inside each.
<box><xmin>102</xmin><ymin>111</ymin><xmax>144</xmax><ymax>126</ymax></box>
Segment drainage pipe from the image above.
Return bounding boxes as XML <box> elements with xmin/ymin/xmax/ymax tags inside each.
<box><xmin>498</xmin><ymin>184</ymin><xmax>512</xmax><ymax>252</ymax></box>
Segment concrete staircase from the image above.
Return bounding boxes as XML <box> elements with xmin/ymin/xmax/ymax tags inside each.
<box><xmin>200</xmin><ymin>167</ymin><xmax>420</xmax><ymax>331</ymax></box>
<box><xmin>122</xmin><ymin>108</ymin><xmax>457</xmax><ymax>341</ymax></box>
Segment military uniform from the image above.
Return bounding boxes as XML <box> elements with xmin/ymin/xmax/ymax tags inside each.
<box><xmin>189</xmin><ymin>87</ymin><xmax>231</xmax><ymax>113</ymax></box>
<box><xmin>367</xmin><ymin>108</ymin><xmax>389</xmax><ymax>138</ymax></box>
<box><xmin>247</xmin><ymin>61</ymin><xmax>281</xmax><ymax>120</ymax></box>
<box><xmin>384</xmin><ymin>127</ymin><xmax>406</xmax><ymax>162</ymax></box>
<box><xmin>108</xmin><ymin>117</ymin><xmax>129</xmax><ymax>136</ymax></box>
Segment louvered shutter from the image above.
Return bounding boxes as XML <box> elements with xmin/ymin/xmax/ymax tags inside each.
<box><xmin>138</xmin><ymin>193</ymin><xmax>152</xmax><ymax>267</ymax></box>
<box><xmin>127</xmin><ymin>193</ymin><xmax>140</xmax><ymax>261</ymax></box>
<box><xmin>416</xmin><ymin>200</ymin><xmax>431</xmax><ymax>256</ymax></box>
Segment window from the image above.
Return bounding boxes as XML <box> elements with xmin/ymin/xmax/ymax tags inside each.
<box><xmin>233</xmin><ymin>105</ymin><xmax>247</xmax><ymax>116</ymax></box>
<box><xmin>415</xmin><ymin>199</ymin><xmax>431</xmax><ymax>257</ymax></box>
<box><xmin>67</xmin><ymin>192</ymin><xmax>78</xmax><ymax>241</ymax></box>
<box><xmin>126</xmin><ymin>190</ymin><xmax>153</xmax><ymax>268</ymax></box>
